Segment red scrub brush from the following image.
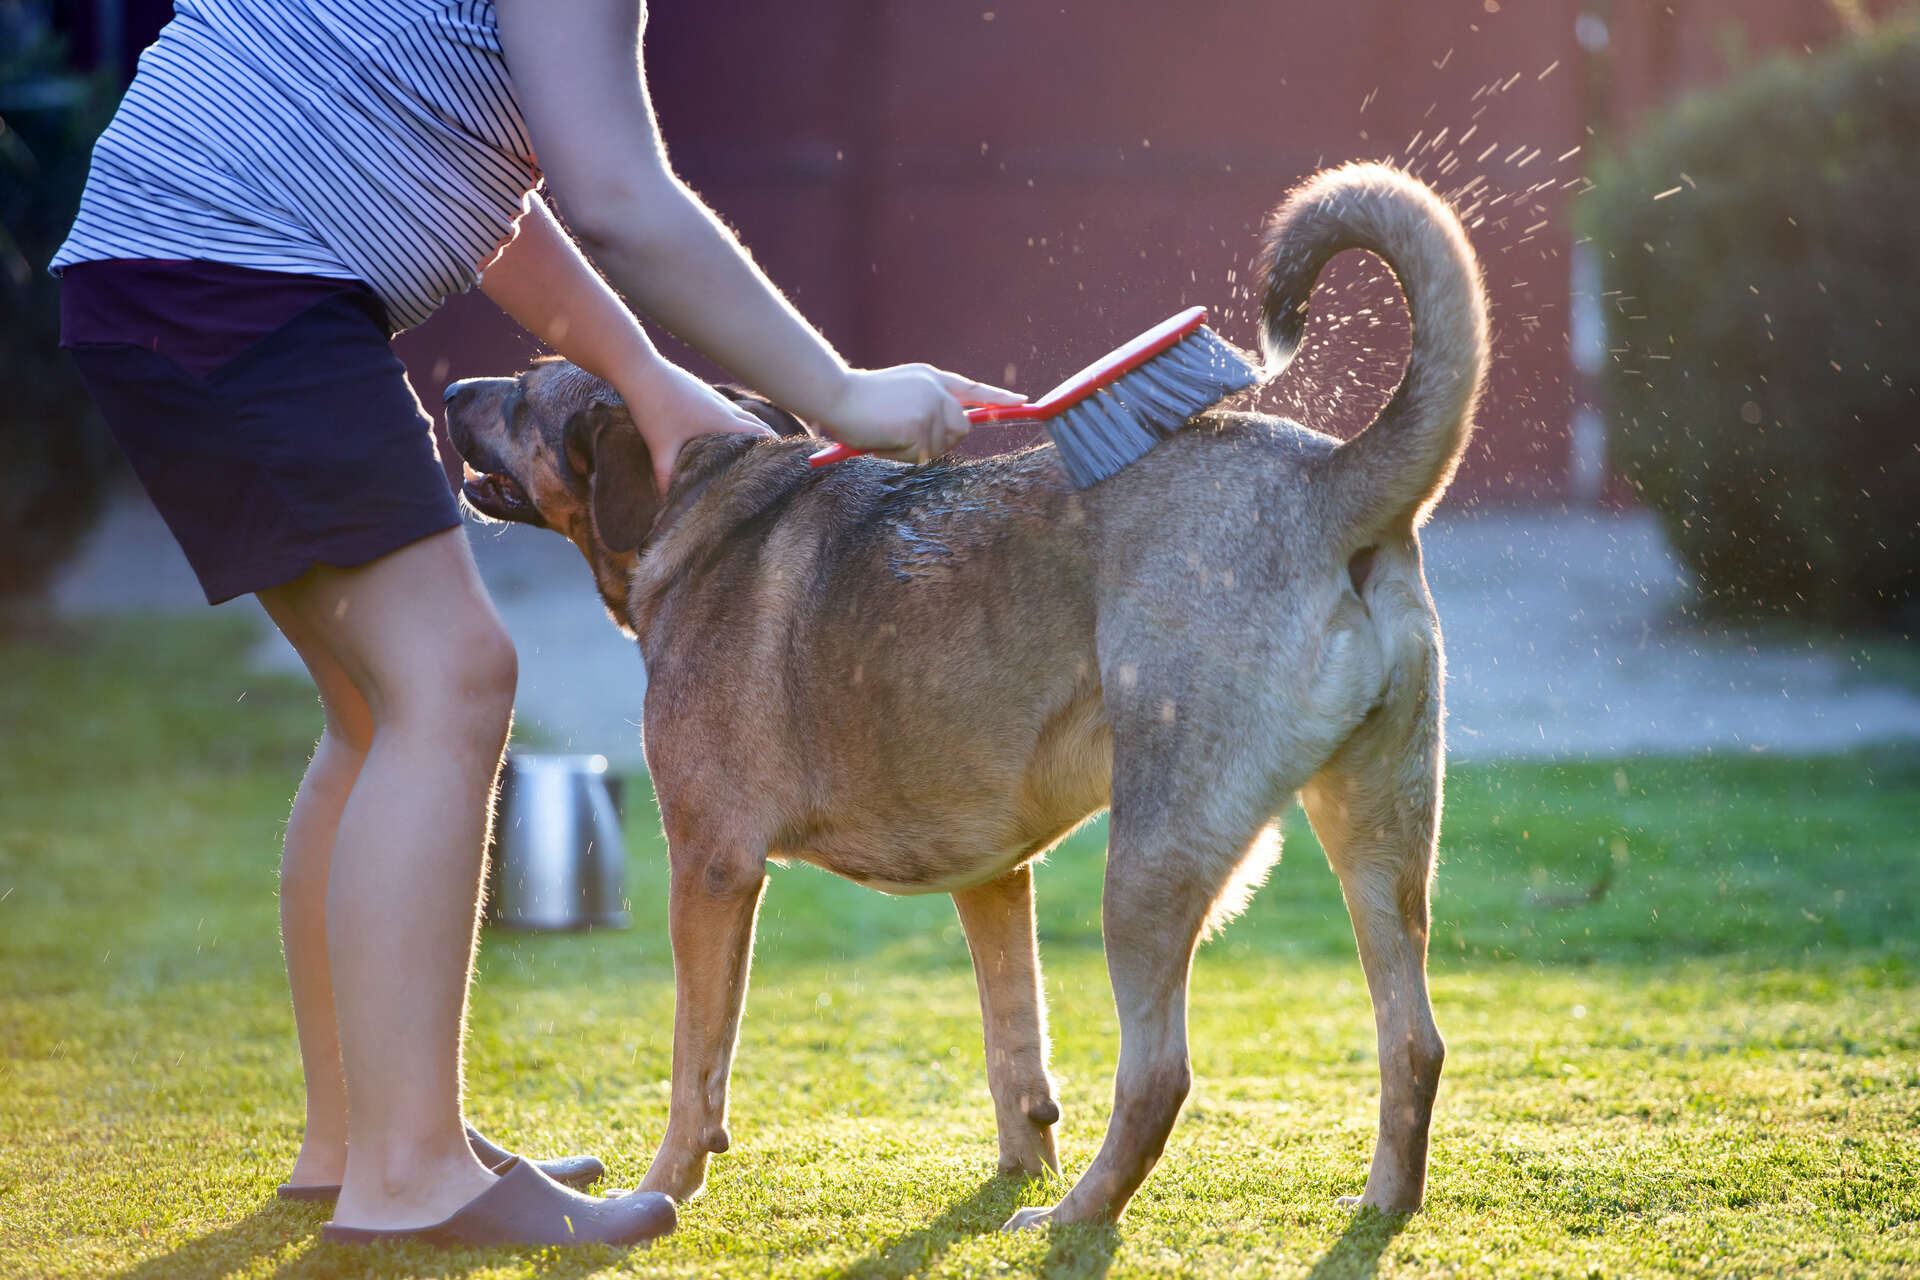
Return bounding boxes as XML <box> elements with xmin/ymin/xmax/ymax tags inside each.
<box><xmin>807</xmin><ymin>306</ymin><xmax>1261</xmax><ymax>488</ymax></box>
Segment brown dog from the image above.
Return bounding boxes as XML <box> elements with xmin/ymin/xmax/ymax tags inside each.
<box><xmin>446</xmin><ymin>163</ymin><xmax>1488</xmax><ymax>1228</ymax></box>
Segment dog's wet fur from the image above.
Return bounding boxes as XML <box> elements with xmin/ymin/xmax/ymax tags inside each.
<box><xmin>447</xmin><ymin>164</ymin><xmax>1489</xmax><ymax>1228</ymax></box>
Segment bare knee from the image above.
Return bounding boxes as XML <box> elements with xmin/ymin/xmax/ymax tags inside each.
<box><xmin>455</xmin><ymin>621</ymin><xmax>518</xmax><ymax>722</ymax></box>
<box><xmin>384</xmin><ymin>619</ymin><xmax>517</xmax><ymax>743</ymax></box>
<box><xmin>320</xmin><ymin>697</ymin><xmax>375</xmax><ymax>759</ymax></box>
<box><xmin>446</xmin><ymin>624</ymin><xmax>517</xmax><ymax>751</ymax></box>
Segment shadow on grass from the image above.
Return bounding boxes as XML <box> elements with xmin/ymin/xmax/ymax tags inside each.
<box><xmin>103</xmin><ymin>1197</ymin><xmax>665</xmax><ymax>1280</ymax></box>
<box><xmin>835</xmin><ymin>1174</ymin><xmax>1023</xmax><ymax>1278</ymax></box>
<box><xmin>266</xmin><ymin>1233</ymin><xmax>656</xmax><ymax>1280</ymax></box>
<box><xmin>832</xmin><ymin>1174</ymin><xmax>1121</xmax><ymax>1280</ymax></box>
<box><xmin>104</xmin><ymin>1203</ymin><xmax>323</xmax><ymax>1280</ymax></box>
<box><xmin>271</xmin><ymin>1240</ymin><xmax>645</xmax><ymax>1280</ymax></box>
<box><xmin>1037</xmin><ymin>1220</ymin><xmax>1120</xmax><ymax>1280</ymax></box>
<box><xmin>1304</xmin><ymin>1208</ymin><xmax>1411</xmax><ymax>1280</ymax></box>
<box><xmin>260</xmin><ymin>1180</ymin><xmax>1126</xmax><ymax>1280</ymax></box>
<box><xmin>831</xmin><ymin>1173</ymin><xmax>1123</xmax><ymax>1279</ymax></box>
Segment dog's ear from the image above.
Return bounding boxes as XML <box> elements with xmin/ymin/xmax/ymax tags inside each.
<box><xmin>565</xmin><ymin>401</ymin><xmax>658</xmax><ymax>553</ymax></box>
<box><xmin>718</xmin><ymin>386</ymin><xmax>811</xmax><ymax>438</ymax></box>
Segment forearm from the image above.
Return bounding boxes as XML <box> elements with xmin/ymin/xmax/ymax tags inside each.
<box><xmin>478</xmin><ymin>191</ymin><xmax>662</xmax><ymax>387</ymax></box>
<box><xmin>573</xmin><ymin>176</ymin><xmax>853</xmax><ymax>422</ymax></box>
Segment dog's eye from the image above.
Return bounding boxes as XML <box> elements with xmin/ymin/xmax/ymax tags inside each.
<box><xmin>506</xmin><ymin>387</ymin><xmax>529</xmax><ymax>432</ymax></box>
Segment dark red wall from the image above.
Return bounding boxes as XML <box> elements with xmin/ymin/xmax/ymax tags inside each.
<box><xmin>395</xmin><ymin>0</ymin><xmax>1885</xmax><ymax>504</ymax></box>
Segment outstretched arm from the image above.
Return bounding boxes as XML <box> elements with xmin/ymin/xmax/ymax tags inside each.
<box><xmin>480</xmin><ymin>192</ymin><xmax>771</xmax><ymax>495</ymax></box>
<box><xmin>493</xmin><ymin>0</ymin><xmax>1020</xmax><ymax>462</ymax></box>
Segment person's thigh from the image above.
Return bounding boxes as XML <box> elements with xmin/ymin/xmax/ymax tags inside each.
<box><xmin>69</xmin><ymin>292</ymin><xmax>463</xmax><ymax>608</ymax></box>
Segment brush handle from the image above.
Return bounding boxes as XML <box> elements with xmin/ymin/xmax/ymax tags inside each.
<box><xmin>807</xmin><ymin>403</ymin><xmax>1039</xmax><ymax>468</ymax></box>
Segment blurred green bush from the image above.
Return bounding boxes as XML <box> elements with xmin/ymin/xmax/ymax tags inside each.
<box><xmin>0</xmin><ymin>15</ymin><xmax>119</xmax><ymax>601</ymax></box>
<box><xmin>1588</xmin><ymin>21</ymin><xmax>1920</xmax><ymax>629</ymax></box>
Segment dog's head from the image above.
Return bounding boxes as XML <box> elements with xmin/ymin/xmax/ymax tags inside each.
<box><xmin>444</xmin><ymin>359</ymin><xmax>806</xmax><ymax>617</ymax></box>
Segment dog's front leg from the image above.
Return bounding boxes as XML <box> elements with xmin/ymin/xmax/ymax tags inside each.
<box><xmin>639</xmin><ymin>843</ymin><xmax>768</xmax><ymax>1204</ymax></box>
<box><xmin>952</xmin><ymin>865</ymin><xmax>1061</xmax><ymax>1178</ymax></box>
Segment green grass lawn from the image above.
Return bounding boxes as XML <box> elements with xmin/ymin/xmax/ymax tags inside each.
<box><xmin>2</xmin><ymin>614</ymin><xmax>1916</xmax><ymax>1278</ymax></box>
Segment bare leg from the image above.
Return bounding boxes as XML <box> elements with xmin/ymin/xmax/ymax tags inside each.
<box><xmin>256</xmin><ymin>595</ymin><xmax>374</xmax><ymax>1189</ymax></box>
<box><xmin>259</xmin><ymin>528</ymin><xmax>515</xmax><ymax>1229</ymax></box>
<box><xmin>952</xmin><ymin>866</ymin><xmax>1061</xmax><ymax>1177</ymax></box>
<box><xmin>1299</xmin><ymin>655</ymin><xmax>1446</xmax><ymax>1213</ymax></box>
<box><xmin>639</xmin><ymin>836</ymin><xmax>767</xmax><ymax>1203</ymax></box>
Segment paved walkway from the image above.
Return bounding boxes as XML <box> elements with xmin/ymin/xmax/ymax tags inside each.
<box><xmin>1423</xmin><ymin>510</ymin><xmax>1919</xmax><ymax>760</ymax></box>
<box><xmin>52</xmin><ymin>492</ymin><xmax>1920</xmax><ymax>769</ymax></box>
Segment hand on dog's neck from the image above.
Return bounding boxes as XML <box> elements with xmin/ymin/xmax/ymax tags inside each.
<box><xmin>617</xmin><ymin>432</ymin><xmax>824</xmax><ymax>646</ymax></box>
<box><xmin>648</xmin><ymin>431</ymin><xmax>766</xmax><ymax>544</ymax></box>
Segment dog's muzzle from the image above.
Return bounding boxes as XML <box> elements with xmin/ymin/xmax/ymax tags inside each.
<box><xmin>459</xmin><ymin>463</ymin><xmax>547</xmax><ymax>528</ymax></box>
<box><xmin>441</xmin><ymin>380</ymin><xmax>548</xmax><ymax>528</ymax></box>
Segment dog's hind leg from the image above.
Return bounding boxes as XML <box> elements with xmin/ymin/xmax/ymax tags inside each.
<box><xmin>1003</xmin><ymin>797</ymin><xmax>1270</xmax><ymax>1230</ymax></box>
<box><xmin>638</xmin><ymin>834</ymin><xmax>769</xmax><ymax>1204</ymax></box>
<box><xmin>953</xmin><ymin>865</ymin><xmax>1062</xmax><ymax>1177</ymax></box>
<box><xmin>1299</xmin><ymin>637</ymin><xmax>1446</xmax><ymax>1214</ymax></box>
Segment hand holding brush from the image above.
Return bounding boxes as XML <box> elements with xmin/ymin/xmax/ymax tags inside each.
<box><xmin>808</xmin><ymin>307</ymin><xmax>1262</xmax><ymax>488</ymax></box>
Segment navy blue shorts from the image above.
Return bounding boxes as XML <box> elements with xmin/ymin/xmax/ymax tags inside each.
<box><xmin>68</xmin><ymin>290</ymin><xmax>461</xmax><ymax>605</ymax></box>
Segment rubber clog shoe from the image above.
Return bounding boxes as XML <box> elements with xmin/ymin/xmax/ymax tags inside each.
<box><xmin>277</xmin><ymin>1126</ymin><xmax>605</xmax><ymax>1202</ymax></box>
<box><xmin>319</xmin><ymin>1157</ymin><xmax>676</xmax><ymax>1247</ymax></box>
<box><xmin>463</xmin><ymin>1124</ymin><xmax>604</xmax><ymax>1192</ymax></box>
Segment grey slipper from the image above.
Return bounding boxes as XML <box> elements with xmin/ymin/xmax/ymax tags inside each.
<box><xmin>277</xmin><ymin>1126</ymin><xmax>606</xmax><ymax>1202</ymax></box>
<box><xmin>320</xmin><ymin>1157</ymin><xmax>676</xmax><ymax>1247</ymax></box>
<box><xmin>463</xmin><ymin>1125</ymin><xmax>604</xmax><ymax>1191</ymax></box>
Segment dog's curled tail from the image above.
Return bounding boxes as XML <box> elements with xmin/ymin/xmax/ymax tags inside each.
<box><xmin>1256</xmin><ymin>163</ymin><xmax>1489</xmax><ymax>530</ymax></box>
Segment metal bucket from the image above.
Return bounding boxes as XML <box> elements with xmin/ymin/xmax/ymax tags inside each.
<box><xmin>486</xmin><ymin>753</ymin><xmax>630</xmax><ymax>931</ymax></box>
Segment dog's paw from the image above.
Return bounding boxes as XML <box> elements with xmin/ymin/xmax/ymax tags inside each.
<box><xmin>642</xmin><ymin>1174</ymin><xmax>708</xmax><ymax>1206</ymax></box>
<box><xmin>997</xmin><ymin>1151</ymin><xmax>1053</xmax><ymax>1179</ymax></box>
<box><xmin>990</xmin><ymin>1092</ymin><xmax>1061</xmax><ymax>1179</ymax></box>
<box><xmin>638</xmin><ymin>1152</ymin><xmax>711</xmax><ymax>1206</ymax></box>
<box><xmin>1000</xmin><ymin>1205</ymin><xmax>1057</xmax><ymax>1233</ymax></box>
<box><xmin>995</xmin><ymin>1121</ymin><xmax>1061</xmax><ymax>1180</ymax></box>
<box><xmin>1336</xmin><ymin>1192</ymin><xmax>1419</xmax><ymax>1214</ymax></box>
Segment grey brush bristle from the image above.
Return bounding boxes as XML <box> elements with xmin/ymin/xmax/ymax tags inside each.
<box><xmin>1046</xmin><ymin>325</ymin><xmax>1262</xmax><ymax>488</ymax></box>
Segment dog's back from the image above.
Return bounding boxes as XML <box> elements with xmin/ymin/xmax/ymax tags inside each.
<box><xmin>638</xmin><ymin>166</ymin><xmax>1488</xmax><ymax>905</ymax></box>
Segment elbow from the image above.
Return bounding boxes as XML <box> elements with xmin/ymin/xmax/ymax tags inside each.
<box><xmin>564</xmin><ymin>171</ymin><xmax>685</xmax><ymax>266</ymax></box>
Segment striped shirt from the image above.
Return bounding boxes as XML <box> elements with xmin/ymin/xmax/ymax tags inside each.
<box><xmin>52</xmin><ymin>0</ymin><xmax>537</xmax><ymax>332</ymax></box>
